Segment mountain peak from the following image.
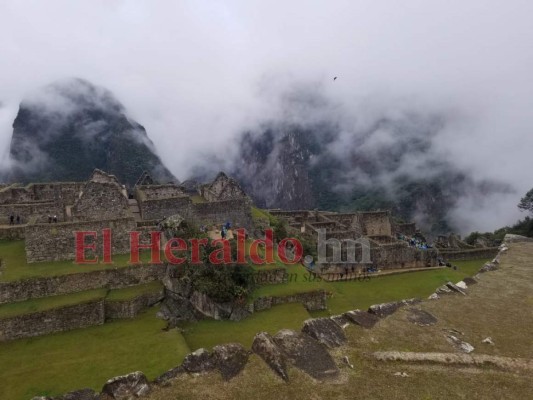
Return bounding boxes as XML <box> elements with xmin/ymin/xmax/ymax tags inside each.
<box><xmin>8</xmin><ymin>79</ymin><xmax>175</xmax><ymax>186</ymax></box>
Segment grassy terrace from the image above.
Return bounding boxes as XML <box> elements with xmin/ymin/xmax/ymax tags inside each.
<box><xmin>0</xmin><ymin>288</ymin><xmax>107</xmax><ymax>319</ymax></box>
<box><xmin>251</xmin><ymin>260</ymin><xmax>484</xmax><ymax>316</ymax></box>
<box><xmin>106</xmin><ymin>281</ymin><xmax>163</xmax><ymax>302</ymax></box>
<box><xmin>0</xmin><ymin>240</ymin><xmax>156</xmax><ymax>282</ymax></box>
<box><xmin>0</xmin><ymin>308</ymin><xmax>190</xmax><ymax>400</ymax></box>
<box><xmin>0</xmin><ymin>281</ymin><xmax>163</xmax><ymax>320</ymax></box>
<box><xmin>0</xmin><ymin>256</ymin><xmax>488</xmax><ymax>399</ymax></box>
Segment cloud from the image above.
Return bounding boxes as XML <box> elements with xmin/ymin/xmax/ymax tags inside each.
<box><xmin>0</xmin><ymin>0</ymin><xmax>532</xmax><ymax>232</ymax></box>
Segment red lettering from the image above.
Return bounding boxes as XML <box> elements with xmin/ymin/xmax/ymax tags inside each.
<box><xmin>102</xmin><ymin>228</ymin><xmax>113</xmax><ymax>264</ymax></box>
<box><xmin>278</xmin><ymin>238</ymin><xmax>303</xmax><ymax>264</ymax></box>
<box><xmin>209</xmin><ymin>239</ymin><xmax>232</xmax><ymax>264</ymax></box>
<box><xmin>75</xmin><ymin>231</ymin><xmax>98</xmax><ymax>264</ymax></box>
<box><xmin>130</xmin><ymin>231</ymin><xmax>161</xmax><ymax>264</ymax></box>
<box><xmin>165</xmin><ymin>238</ymin><xmax>188</xmax><ymax>264</ymax></box>
<box><xmin>190</xmin><ymin>237</ymin><xmax>208</xmax><ymax>264</ymax></box>
<box><xmin>250</xmin><ymin>229</ymin><xmax>274</xmax><ymax>265</ymax></box>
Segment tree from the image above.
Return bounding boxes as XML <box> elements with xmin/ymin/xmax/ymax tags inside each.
<box><xmin>518</xmin><ymin>188</ymin><xmax>533</xmax><ymax>214</ymax></box>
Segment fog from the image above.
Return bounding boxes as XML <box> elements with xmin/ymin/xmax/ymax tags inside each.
<box><xmin>0</xmin><ymin>0</ymin><xmax>532</xmax><ymax>232</ymax></box>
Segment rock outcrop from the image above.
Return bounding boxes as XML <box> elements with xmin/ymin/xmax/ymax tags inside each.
<box><xmin>301</xmin><ymin>317</ymin><xmax>347</xmax><ymax>348</ymax></box>
<box><xmin>343</xmin><ymin>310</ymin><xmax>380</xmax><ymax>328</ymax></box>
<box><xmin>368</xmin><ymin>298</ymin><xmax>421</xmax><ymax>318</ymax></box>
<box><xmin>251</xmin><ymin>332</ymin><xmax>289</xmax><ymax>381</ymax></box>
<box><xmin>273</xmin><ymin>329</ymin><xmax>339</xmax><ymax>380</ymax></box>
<box><xmin>212</xmin><ymin>343</ymin><xmax>250</xmax><ymax>381</ymax></box>
<box><xmin>101</xmin><ymin>371</ymin><xmax>151</xmax><ymax>400</ymax></box>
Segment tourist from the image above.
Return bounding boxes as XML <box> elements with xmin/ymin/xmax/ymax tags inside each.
<box><xmin>53</xmin><ymin>215</ymin><xmax>58</xmax><ymax>223</ymax></box>
<box><xmin>9</xmin><ymin>215</ymin><xmax>14</xmax><ymax>225</ymax></box>
<box><xmin>16</xmin><ymin>215</ymin><xmax>20</xmax><ymax>224</ymax></box>
<box><xmin>48</xmin><ymin>215</ymin><xmax>52</xmax><ymax>223</ymax></box>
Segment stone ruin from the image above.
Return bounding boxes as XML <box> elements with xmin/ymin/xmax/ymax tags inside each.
<box><xmin>0</xmin><ymin>169</ymin><xmax>252</xmax><ymax>263</ymax></box>
<box><xmin>269</xmin><ymin>209</ymin><xmax>439</xmax><ymax>276</ymax></box>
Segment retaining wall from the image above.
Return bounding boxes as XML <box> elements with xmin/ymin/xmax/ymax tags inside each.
<box><xmin>252</xmin><ymin>290</ymin><xmax>327</xmax><ymax>312</ymax></box>
<box><xmin>0</xmin><ymin>299</ymin><xmax>105</xmax><ymax>342</ymax></box>
<box><xmin>0</xmin><ymin>264</ymin><xmax>167</xmax><ymax>304</ymax></box>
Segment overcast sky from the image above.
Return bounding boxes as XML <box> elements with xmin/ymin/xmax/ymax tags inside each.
<box><xmin>0</xmin><ymin>0</ymin><xmax>532</xmax><ymax>232</ymax></box>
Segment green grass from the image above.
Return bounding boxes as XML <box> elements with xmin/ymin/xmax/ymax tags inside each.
<box><xmin>181</xmin><ymin>302</ymin><xmax>312</xmax><ymax>350</ymax></box>
<box><xmin>0</xmin><ymin>288</ymin><xmax>108</xmax><ymax>319</ymax></box>
<box><xmin>0</xmin><ymin>308</ymin><xmax>190</xmax><ymax>400</ymax></box>
<box><xmin>251</xmin><ymin>206</ymin><xmax>271</xmax><ymax>222</ymax></box>
<box><xmin>0</xmin><ymin>256</ymin><xmax>488</xmax><ymax>399</ymax></box>
<box><xmin>190</xmin><ymin>195</ymin><xmax>207</xmax><ymax>204</ymax></box>
<box><xmin>252</xmin><ymin>259</ymin><xmax>486</xmax><ymax>316</ymax></box>
<box><xmin>106</xmin><ymin>281</ymin><xmax>163</xmax><ymax>302</ymax></box>
<box><xmin>180</xmin><ymin>259</ymin><xmax>486</xmax><ymax>351</ymax></box>
<box><xmin>0</xmin><ymin>240</ymin><xmax>156</xmax><ymax>282</ymax></box>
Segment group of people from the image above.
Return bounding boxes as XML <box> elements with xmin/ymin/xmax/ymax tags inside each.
<box><xmin>8</xmin><ymin>215</ymin><xmax>22</xmax><ymax>225</ymax></box>
<box><xmin>47</xmin><ymin>215</ymin><xmax>58</xmax><ymax>223</ymax></box>
<box><xmin>397</xmin><ymin>234</ymin><xmax>431</xmax><ymax>250</ymax></box>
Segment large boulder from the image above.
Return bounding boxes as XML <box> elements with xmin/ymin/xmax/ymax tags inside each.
<box><xmin>101</xmin><ymin>371</ymin><xmax>151</xmax><ymax>400</ymax></box>
<box><xmin>301</xmin><ymin>318</ymin><xmax>346</xmax><ymax>348</ymax></box>
<box><xmin>251</xmin><ymin>332</ymin><xmax>289</xmax><ymax>381</ymax></box>
<box><xmin>343</xmin><ymin>310</ymin><xmax>380</xmax><ymax>329</ymax></box>
<box><xmin>273</xmin><ymin>329</ymin><xmax>339</xmax><ymax>380</ymax></box>
<box><xmin>212</xmin><ymin>343</ymin><xmax>250</xmax><ymax>381</ymax></box>
<box><xmin>181</xmin><ymin>348</ymin><xmax>216</xmax><ymax>373</ymax></box>
<box><xmin>368</xmin><ymin>298</ymin><xmax>421</xmax><ymax>318</ymax></box>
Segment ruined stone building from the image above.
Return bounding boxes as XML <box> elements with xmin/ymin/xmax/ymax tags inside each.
<box><xmin>269</xmin><ymin>209</ymin><xmax>438</xmax><ymax>272</ymax></box>
<box><xmin>0</xmin><ymin>169</ymin><xmax>252</xmax><ymax>263</ymax></box>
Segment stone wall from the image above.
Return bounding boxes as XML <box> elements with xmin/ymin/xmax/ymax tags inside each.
<box><xmin>394</xmin><ymin>223</ymin><xmax>417</xmax><ymax>236</ymax></box>
<box><xmin>105</xmin><ymin>290</ymin><xmax>164</xmax><ymax>319</ymax></box>
<box><xmin>200</xmin><ymin>172</ymin><xmax>249</xmax><ymax>202</ymax></box>
<box><xmin>438</xmin><ymin>247</ymin><xmax>499</xmax><ymax>261</ymax></box>
<box><xmin>72</xmin><ymin>181</ymin><xmax>130</xmax><ymax>221</ymax></box>
<box><xmin>0</xmin><ymin>201</ymin><xmax>64</xmax><ymax>224</ymax></box>
<box><xmin>136</xmin><ymin>184</ymin><xmax>186</xmax><ymax>200</ymax></box>
<box><xmin>372</xmin><ymin>243</ymin><xmax>438</xmax><ymax>269</ymax></box>
<box><xmin>24</xmin><ymin>217</ymin><xmax>136</xmax><ymax>263</ymax></box>
<box><xmin>191</xmin><ymin>199</ymin><xmax>253</xmax><ymax>230</ymax></box>
<box><xmin>252</xmin><ymin>290</ymin><xmax>327</xmax><ymax>312</ymax></box>
<box><xmin>0</xmin><ymin>182</ymin><xmax>84</xmax><ymax>205</ymax></box>
<box><xmin>360</xmin><ymin>211</ymin><xmax>392</xmax><ymax>237</ymax></box>
<box><xmin>0</xmin><ymin>299</ymin><xmax>105</xmax><ymax>342</ymax></box>
<box><xmin>0</xmin><ymin>264</ymin><xmax>167</xmax><ymax>304</ymax></box>
<box><xmin>138</xmin><ymin>196</ymin><xmax>192</xmax><ymax>220</ymax></box>
<box><xmin>0</xmin><ymin>226</ymin><xmax>25</xmax><ymax>240</ymax></box>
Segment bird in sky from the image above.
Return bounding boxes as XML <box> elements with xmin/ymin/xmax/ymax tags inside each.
<box><xmin>333</xmin><ymin>76</ymin><xmax>338</xmax><ymax>81</ymax></box>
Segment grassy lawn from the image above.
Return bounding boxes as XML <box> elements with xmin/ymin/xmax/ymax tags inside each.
<box><xmin>0</xmin><ymin>288</ymin><xmax>108</xmax><ymax>319</ymax></box>
<box><xmin>0</xmin><ymin>308</ymin><xmax>190</xmax><ymax>400</ymax></box>
<box><xmin>106</xmin><ymin>281</ymin><xmax>163</xmax><ymax>302</ymax></box>
<box><xmin>181</xmin><ymin>302</ymin><xmax>312</xmax><ymax>350</ymax></box>
<box><xmin>252</xmin><ymin>259</ymin><xmax>486</xmax><ymax>316</ymax></box>
<box><xmin>0</xmin><ymin>240</ymin><xmax>155</xmax><ymax>282</ymax></box>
